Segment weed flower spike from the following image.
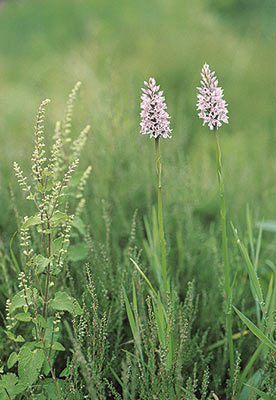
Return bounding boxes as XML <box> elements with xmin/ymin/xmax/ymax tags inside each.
<box><xmin>197</xmin><ymin>63</ymin><xmax>228</xmax><ymax>130</ymax></box>
<box><xmin>140</xmin><ymin>77</ymin><xmax>172</xmax><ymax>139</ymax></box>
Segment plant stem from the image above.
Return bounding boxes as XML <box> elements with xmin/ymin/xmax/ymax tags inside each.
<box><xmin>33</xmin><ymin>295</ymin><xmax>60</xmax><ymax>399</ymax></box>
<box><xmin>43</xmin><ymin>218</ymin><xmax>52</xmax><ymax>324</ymax></box>
<box><xmin>155</xmin><ymin>137</ymin><xmax>168</xmax><ymax>295</ymax></box>
<box><xmin>215</xmin><ymin>129</ymin><xmax>234</xmax><ymax>382</ymax></box>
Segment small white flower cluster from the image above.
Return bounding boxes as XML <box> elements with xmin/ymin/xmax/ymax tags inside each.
<box><xmin>140</xmin><ymin>78</ymin><xmax>172</xmax><ymax>139</ymax></box>
<box><xmin>196</xmin><ymin>63</ymin><xmax>229</xmax><ymax>131</ymax></box>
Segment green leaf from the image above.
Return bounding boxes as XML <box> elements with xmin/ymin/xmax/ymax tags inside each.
<box><xmin>5</xmin><ymin>331</ymin><xmax>16</xmax><ymax>340</ymax></box>
<box><xmin>49</xmin><ymin>291</ymin><xmax>82</xmax><ymax>315</ymax></box>
<box><xmin>36</xmin><ymin>255</ymin><xmax>51</xmax><ymax>274</ymax></box>
<box><xmin>244</xmin><ymin>384</ymin><xmax>272</xmax><ymax>400</ymax></box>
<box><xmin>156</xmin><ymin>294</ymin><xmax>167</xmax><ymax>347</ymax></box>
<box><xmin>122</xmin><ymin>286</ymin><xmax>143</xmax><ymax>360</ymax></box>
<box><xmin>15</xmin><ymin>335</ymin><xmax>25</xmax><ymax>343</ymax></box>
<box><xmin>239</xmin><ymin>344</ymin><xmax>263</xmax><ymax>392</ymax></box>
<box><xmin>18</xmin><ymin>347</ymin><xmax>44</xmax><ymax>386</ymax></box>
<box><xmin>7</xmin><ymin>352</ymin><xmax>18</xmax><ymax>369</ymax></box>
<box><xmin>15</xmin><ymin>312</ymin><xmax>31</xmax><ymax>322</ymax></box>
<box><xmin>72</xmin><ymin>216</ymin><xmax>86</xmax><ymax>235</ymax></box>
<box><xmin>0</xmin><ymin>373</ymin><xmax>27</xmax><ymax>398</ymax></box>
<box><xmin>231</xmin><ymin>223</ymin><xmax>264</xmax><ymax>304</ymax></box>
<box><xmin>51</xmin><ymin>342</ymin><xmax>65</xmax><ymax>351</ymax></box>
<box><xmin>32</xmin><ymin>314</ymin><xmax>48</xmax><ymax>329</ymax></box>
<box><xmin>21</xmin><ymin>214</ymin><xmax>41</xmax><ymax>229</ymax></box>
<box><xmin>36</xmin><ymin>226</ymin><xmax>54</xmax><ymax>234</ymax></box>
<box><xmin>130</xmin><ymin>258</ymin><xmax>157</xmax><ymax>297</ymax></box>
<box><xmin>68</xmin><ymin>242</ymin><xmax>89</xmax><ymax>262</ymax></box>
<box><xmin>36</xmin><ymin>183</ymin><xmax>44</xmax><ymax>193</ymax></box>
<box><xmin>10</xmin><ymin>288</ymin><xmax>37</xmax><ymax>313</ymax></box>
<box><xmin>41</xmin><ymin>379</ymin><xmax>68</xmax><ymax>400</ymax></box>
<box><xmin>5</xmin><ymin>331</ymin><xmax>25</xmax><ymax>343</ymax></box>
<box><xmin>45</xmin><ymin>177</ymin><xmax>53</xmax><ymax>192</ymax></box>
<box><xmin>51</xmin><ymin>211</ymin><xmax>68</xmax><ymax>226</ymax></box>
<box><xmin>233</xmin><ymin>306</ymin><xmax>276</xmax><ymax>352</ymax></box>
<box><xmin>59</xmin><ymin>367</ymin><xmax>70</xmax><ymax>378</ymax></box>
<box><xmin>123</xmin><ymin>287</ymin><xmax>137</xmax><ymax>341</ymax></box>
<box><xmin>52</xmin><ymin>236</ymin><xmax>63</xmax><ymax>255</ymax></box>
<box><xmin>9</xmin><ymin>232</ymin><xmax>21</xmax><ymax>274</ymax></box>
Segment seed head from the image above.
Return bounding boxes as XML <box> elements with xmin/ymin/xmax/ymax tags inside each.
<box><xmin>196</xmin><ymin>63</ymin><xmax>229</xmax><ymax>131</ymax></box>
<box><xmin>140</xmin><ymin>78</ymin><xmax>172</xmax><ymax>139</ymax></box>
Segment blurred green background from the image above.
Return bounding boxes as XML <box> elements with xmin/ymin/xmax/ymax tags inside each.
<box><xmin>0</xmin><ymin>0</ymin><xmax>276</xmax><ymax>246</ymax></box>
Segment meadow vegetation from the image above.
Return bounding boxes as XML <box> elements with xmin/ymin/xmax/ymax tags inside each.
<box><xmin>0</xmin><ymin>0</ymin><xmax>276</xmax><ymax>398</ymax></box>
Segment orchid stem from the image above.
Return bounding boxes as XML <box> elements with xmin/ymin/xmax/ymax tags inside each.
<box><xmin>215</xmin><ymin>129</ymin><xmax>234</xmax><ymax>382</ymax></box>
<box><xmin>155</xmin><ymin>136</ymin><xmax>168</xmax><ymax>295</ymax></box>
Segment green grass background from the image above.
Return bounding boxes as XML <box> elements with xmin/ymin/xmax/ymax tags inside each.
<box><xmin>1</xmin><ymin>0</ymin><xmax>276</xmax><ymax>297</ymax></box>
<box><xmin>1</xmin><ymin>0</ymin><xmax>276</xmax><ymax>232</ymax></box>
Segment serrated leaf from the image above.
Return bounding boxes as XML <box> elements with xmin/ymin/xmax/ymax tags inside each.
<box><xmin>21</xmin><ymin>214</ymin><xmax>41</xmax><ymax>229</ymax></box>
<box><xmin>36</xmin><ymin>255</ymin><xmax>51</xmax><ymax>274</ymax></box>
<box><xmin>5</xmin><ymin>331</ymin><xmax>25</xmax><ymax>343</ymax></box>
<box><xmin>32</xmin><ymin>314</ymin><xmax>48</xmax><ymax>329</ymax></box>
<box><xmin>10</xmin><ymin>288</ymin><xmax>37</xmax><ymax>313</ymax></box>
<box><xmin>15</xmin><ymin>335</ymin><xmax>25</xmax><ymax>343</ymax></box>
<box><xmin>5</xmin><ymin>331</ymin><xmax>16</xmax><ymax>340</ymax></box>
<box><xmin>68</xmin><ymin>242</ymin><xmax>89</xmax><ymax>262</ymax></box>
<box><xmin>15</xmin><ymin>312</ymin><xmax>31</xmax><ymax>322</ymax></box>
<box><xmin>18</xmin><ymin>347</ymin><xmax>44</xmax><ymax>386</ymax></box>
<box><xmin>233</xmin><ymin>306</ymin><xmax>276</xmax><ymax>352</ymax></box>
<box><xmin>72</xmin><ymin>216</ymin><xmax>86</xmax><ymax>235</ymax></box>
<box><xmin>51</xmin><ymin>342</ymin><xmax>65</xmax><ymax>351</ymax></box>
<box><xmin>0</xmin><ymin>373</ymin><xmax>26</xmax><ymax>398</ymax></box>
<box><xmin>7</xmin><ymin>352</ymin><xmax>18</xmax><ymax>369</ymax></box>
<box><xmin>49</xmin><ymin>291</ymin><xmax>82</xmax><ymax>315</ymax></box>
<box><xmin>52</xmin><ymin>236</ymin><xmax>63</xmax><ymax>255</ymax></box>
<box><xmin>35</xmin><ymin>342</ymin><xmax>44</xmax><ymax>349</ymax></box>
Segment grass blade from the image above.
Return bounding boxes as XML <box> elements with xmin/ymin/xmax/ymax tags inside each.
<box><xmin>233</xmin><ymin>306</ymin><xmax>276</xmax><ymax>352</ymax></box>
<box><xmin>254</xmin><ymin>219</ymin><xmax>263</xmax><ymax>271</ymax></box>
<box><xmin>244</xmin><ymin>384</ymin><xmax>272</xmax><ymax>400</ymax></box>
<box><xmin>122</xmin><ymin>287</ymin><xmax>139</xmax><ymax>347</ymax></box>
<box><xmin>231</xmin><ymin>223</ymin><xmax>263</xmax><ymax>304</ymax></box>
<box><xmin>130</xmin><ymin>258</ymin><xmax>157</xmax><ymax>297</ymax></box>
<box><xmin>246</xmin><ymin>205</ymin><xmax>255</xmax><ymax>260</ymax></box>
<box><xmin>239</xmin><ymin>343</ymin><xmax>263</xmax><ymax>391</ymax></box>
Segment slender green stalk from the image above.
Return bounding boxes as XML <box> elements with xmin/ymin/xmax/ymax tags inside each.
<box><xmin>42</xmin><ymin>217</ymin><xmax>52</xmax><ymax>324</ymax></box>
<box><xmin>155</xmin><ymin>137</ymin><xmax>168</xmax><ymax>295</ymax></box>
<box><xmin>214</xmin><ymin>129</ymin><xmax>234</xmax><ymax>381</ymax></box>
